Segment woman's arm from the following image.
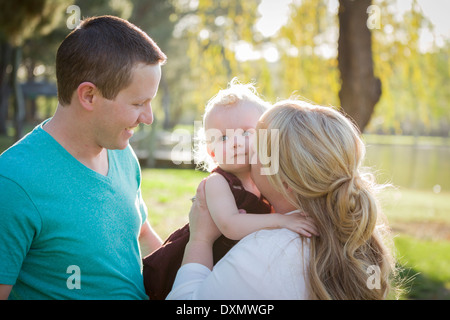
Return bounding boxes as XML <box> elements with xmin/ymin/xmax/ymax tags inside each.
<box><xmin>181</xmin><ymin>179</ymin><xmax>221</xmax><ymax>270</ymax></box>
<box><xmin>205</xmin><ymin>173</ymin><xmax>317</xmax><ymax>240</ymax></box>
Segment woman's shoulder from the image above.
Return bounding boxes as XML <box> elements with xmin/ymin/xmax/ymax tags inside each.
<box><xmin>230</xmin><ymin>228</ymin><xmax>310</xmax><ymax>266</ymax></box>
<box><xmin>217</xmin><ymin>228</ymin><xmax>310</xmax><ymax>299</ymax></box>
<box><xmin>242</xmin><ymin>228</ymin><xmax>307</xmax><ymax>248</ymax></box>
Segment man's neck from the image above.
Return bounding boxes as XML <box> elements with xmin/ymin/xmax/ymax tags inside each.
<box><xmin>44</xmin><ymin>105</ymin><xmax>109</xmax><ymax>176</ymax></box>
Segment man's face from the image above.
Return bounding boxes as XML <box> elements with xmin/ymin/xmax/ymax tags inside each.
<box><xmin>94</xmin><ymin>63</ymin><xmax>161</xmax><ymax>150</ymax></box>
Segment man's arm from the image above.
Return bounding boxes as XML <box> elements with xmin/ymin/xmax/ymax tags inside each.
<box><xmin>139</xmin><ymin>220</ymin><xmax>163</xmax><ymax>257</ymax></box>
<box><xmin>0</xmin><ymin>284</ymin><xmax>12</xmax><ymax>300</ymax></box>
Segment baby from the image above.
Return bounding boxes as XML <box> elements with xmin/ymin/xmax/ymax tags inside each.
<box><xmin>142</xmin><ymin>79</ymin><xmax>316</xmax><ymax>300</ymax></box>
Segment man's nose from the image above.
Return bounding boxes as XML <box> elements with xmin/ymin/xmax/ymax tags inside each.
<box><xmin>139</xmin><ymin>104</ymin><xmax>153</xmax><ymax>125</ymax></box>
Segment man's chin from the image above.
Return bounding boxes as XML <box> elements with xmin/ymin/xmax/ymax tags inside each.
<box><xmin>103</xmin><ymin>139</ymin><xmax>130</xmax><ymax>151</ymax></box>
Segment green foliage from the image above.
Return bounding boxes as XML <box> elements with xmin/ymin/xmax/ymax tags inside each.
<box><xmin>138</xmin><ymin>0</ymin><xmax>449</xmax><ymax>134</ymax></box>
<box><xmin>369</xmin><ymin>0</ymin><xmax>450</xmax><ymax>135</ymax></box>
<box><xmin>0</xmin><ymin>0</ymin><xmax>71</xmax><ymax>45</ymax></box>
<box><xmin>1</xmin><ymin>0</ymin><xmax>447</xmax><ymax>136</ymax></box>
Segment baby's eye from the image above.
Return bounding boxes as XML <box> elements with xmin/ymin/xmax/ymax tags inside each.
<box><xmin>220</xmin><ymin>135</ymin><xmax>228</xmax><ymax>141</ymax></box>
<box><xmin>242</xmin><ymin>129</ymin><xmax>255</xmax><ymax>137</ymax></box>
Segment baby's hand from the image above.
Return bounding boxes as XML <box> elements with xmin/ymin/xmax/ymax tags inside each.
<box><xmin>280</xmin><ymin>211</ymin><xmax>319</xmax><ymax>237</ymax></box>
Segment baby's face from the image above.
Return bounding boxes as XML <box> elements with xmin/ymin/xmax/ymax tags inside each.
<box><xmin>204</xmin><ymin>102</ymin><xmax>262</xmax><ymax>174</ymax></box>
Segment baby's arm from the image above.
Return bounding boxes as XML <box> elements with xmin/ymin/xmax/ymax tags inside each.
<box><xmin>204</xmin><ymin>173</ymin><xmax>317</xmax><ymax>240</ymax></box>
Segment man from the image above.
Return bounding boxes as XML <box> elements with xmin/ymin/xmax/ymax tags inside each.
<box><xmin>0</xmin><ymin>16</ymin><xmax>166</xmax><ymax>299</ymax></box>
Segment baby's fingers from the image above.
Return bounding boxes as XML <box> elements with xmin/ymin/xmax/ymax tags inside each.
<box><xmin>293</xmin><ymin>217</ymin><xmax>319</xmax><ymax>237</ymax></box>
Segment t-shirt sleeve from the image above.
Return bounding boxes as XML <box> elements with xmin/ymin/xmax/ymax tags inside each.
<box><xmin>126</xmin><ymin>144</ymin><xmax>148</xmax><ymax>225</ymax></box>
<box><xmin>137</xmin><ymin>187</ymin><xmax>148</xmax><ymax>224</ymax></box>
<box><xmin>0</xmin><ymin>176</ymin><xmax>42</xmax><ymax>285</ymax></box>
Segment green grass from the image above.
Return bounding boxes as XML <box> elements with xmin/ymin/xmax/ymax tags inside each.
<box><xmin>380</xmin><ymin>188</ymin><xmax>450</xmax><ymax>224</ymax></box>
<box><xmin>141</xmin><ymin>168</ymin><xmax>450</xmax><ymax>300</ymax></box>
<box><xmin>141</xmin><ymin>168</ymin><xmax>208</xmax><ymax>239</ymax></box>
<box><xmin>395</xmin><ymin>236</ymin><xmax>450</xmax><ymax>299</ymax></box>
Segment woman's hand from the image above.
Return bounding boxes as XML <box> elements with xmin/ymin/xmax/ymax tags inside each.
<box><xmin>181</xmin><ymin>179</ymin><xmax>222</xmax><ymax>270</ymax></box>
<box><xmin>188</xmin><ymin>179</ymin><xmax>222</xmax><ymax>244</ymax></box>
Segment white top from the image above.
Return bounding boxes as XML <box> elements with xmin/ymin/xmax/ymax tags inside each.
<box><xmin>166</xmin><ymin>228</ymin><xmax>310</xmax><ymax>300</ymax></box>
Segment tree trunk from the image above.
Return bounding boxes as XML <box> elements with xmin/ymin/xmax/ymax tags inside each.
<box><xmin>0</xmin><ymin>39</ymin><xmax>11</xmax><ymax>135</ymax></box>
<box><xmin>26</xmin><ymin>59</ymin><xmax>37</xmax><ymax>122</ymax></box>
<box><xmin>338</xmin><ymin>0</ymin><xmax>381</xmax><ymax>132</ymax></box>
<box><xmin>11</xmin><ymin>46</ymin><xmax>25</xmax><ymax>141</ymax></box>
<box><xmin>160</xmin><ymin>73</ymin><xmax>171</xmax><ymax>130</ymax></box>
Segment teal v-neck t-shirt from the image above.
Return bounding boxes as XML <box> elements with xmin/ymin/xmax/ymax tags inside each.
<box><xmin>0</xmin><ymin>121</ymin><xmax>148</xmax><ymax>299</ymax></box>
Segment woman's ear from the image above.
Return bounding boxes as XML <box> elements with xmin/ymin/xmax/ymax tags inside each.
<box><xmin>282</xmin><ymin>181</ymin><xmax>292</xmax><ymax>193</ymax></box>
<box><xmin>77</xmin><ymin>82</ymin><xmax>98</xmax><ymax>111</ymax></box>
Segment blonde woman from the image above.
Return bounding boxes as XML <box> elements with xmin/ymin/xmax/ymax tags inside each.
<box><xmin>167</xmin><ymin>99</ymin><xmax>397</xmax><ymax>300</ymax></box>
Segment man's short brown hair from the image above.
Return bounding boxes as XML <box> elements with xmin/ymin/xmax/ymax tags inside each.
<box><xmin>56</xmin><ymin>15</ymin><xmax>167</xmax><ymax>106</ymax></box>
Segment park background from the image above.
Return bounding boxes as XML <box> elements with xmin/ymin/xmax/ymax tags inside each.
<box><xmin>0</xmin><ymin>0</ymin><xmax>448</xmax><ymax>299</ymax></box>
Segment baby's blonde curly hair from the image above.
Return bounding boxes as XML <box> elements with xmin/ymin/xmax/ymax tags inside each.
<box><xmin>194</xmin><ymin>78</ymin><xmax>270</xmax><ymax>172</ymax></box>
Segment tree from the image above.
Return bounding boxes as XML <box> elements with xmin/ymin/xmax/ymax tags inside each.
<box><xmin>129</xmin><ymin>0</ymin><xmax>176</xmax><ymax>130</ymax></box>
<box><xmin>179</xmin><ymin>0</ymin><xmax>263</xmax><ymax>117</ymax></box>
<box><xmin>368</xmin><ymin>0</ymin><xmax>450</xmax><ymax>136</ymax></box>
<box><xmin>337</xmin><ymin>0</ymin><xmax>381</xmax><ymax>131</ymax></box>
<box><xmin>0</xmin><ymin>0</ymin><xmax>71</xmax><ymax>140</ymax></box>
<box><xmin>278</xmin><ymin>0</ymin><xmax>340</xmax><ymax>107</ymax></box>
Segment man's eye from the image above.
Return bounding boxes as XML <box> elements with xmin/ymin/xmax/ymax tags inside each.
<box><xmin>220</xmin><ymin>135</ymin><xmax>228</xmax><ymax>141</ymax></box>
<box><xmin>242</xmin><ymin>131</ymin><xmax>252</xmax><ymax>137</ymax></box>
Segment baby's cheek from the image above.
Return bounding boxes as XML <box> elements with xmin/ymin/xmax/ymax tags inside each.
<box><xmin>249</xmin><ymin>136</ymin><xmax>257</xmax><ymax>162</ymax></box>
<box><xmin>212</xmin><ymin>143</ymin><xmax>228</xmax><ymax>164</ymax></box>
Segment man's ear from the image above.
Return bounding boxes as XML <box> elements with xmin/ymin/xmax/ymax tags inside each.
<box><xmin>77</xmin><ymin>82</ymin><xmax>98</xmax><ymax>111</ymax></box>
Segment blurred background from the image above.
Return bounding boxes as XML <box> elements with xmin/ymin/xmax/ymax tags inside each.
<box><xmin>0</xmin><ymin>0</ymin><xmax>449</xmax><ymax>299</ymax></box>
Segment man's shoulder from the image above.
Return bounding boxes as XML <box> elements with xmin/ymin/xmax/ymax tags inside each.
<box><xmin>0</xmin><ymin>123</ymin><xmax>54</xmax><ymax>183</ymax></box>
<box><xmin>0</xmin><ymin>129</ymin><xmax>39</xmax><ymax>168</ymax></box>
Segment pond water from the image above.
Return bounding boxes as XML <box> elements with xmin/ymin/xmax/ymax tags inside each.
<box><xmin>364</xmin><ymin>139</ymin><xmax>450</xmax><ymax>192</ymax></box>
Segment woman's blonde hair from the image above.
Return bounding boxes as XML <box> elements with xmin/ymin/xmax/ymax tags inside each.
<box><xmin>194</xmin><ymin>78</ymin><xmax>270</xmax><ymax>172</ymax></box>
<box><xmin>257</xmin><ymin>99</ymin><xmax>398</xmax><ymax>299</ymax></box>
